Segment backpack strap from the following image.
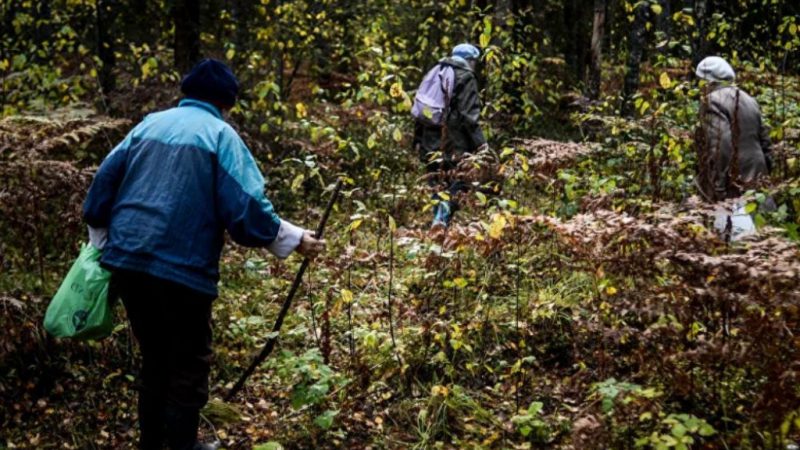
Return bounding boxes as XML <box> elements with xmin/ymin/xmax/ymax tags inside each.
<box><xmin>437</xmin><ymin>64</ymin><xmax>451</xmax><ymax>157</ymax></box>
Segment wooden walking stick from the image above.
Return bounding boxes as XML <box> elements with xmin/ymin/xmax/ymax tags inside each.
<box><xmin>225</xmin><ymin>179</ymin><xmax>343</xmax><ymax>401</ymax></box>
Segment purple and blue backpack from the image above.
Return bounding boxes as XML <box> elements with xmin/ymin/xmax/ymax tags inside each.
<box><xmin>411</xmin><ymin>63</ymin><xmax>455</xmax><ymax>126</ymax></box>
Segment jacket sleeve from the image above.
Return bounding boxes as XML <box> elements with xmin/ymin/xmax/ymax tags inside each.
<box><xmin>82</xmin><ymin>131</ymin><xmax>132</xmax><ymax>228</ymax></box>
<box><xmin>702</xmin><ymin>97</ymin><xmax>733</xmax><ymax>200</ymax></box>
<box><xmin>215</xmin><ymin>127</ymin><xmax>304</xmax><ymax>258</ymax></box>
<box><xmin>455</xmin><ymin>74</ymin><xmax>487</xmax><ymax>150</ymax></box>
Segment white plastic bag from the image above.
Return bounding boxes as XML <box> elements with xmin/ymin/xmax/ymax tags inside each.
<box><xmin>713</xmin><ymin>202</ymin><xmax>756</xmax><ymax>241</ymax></box>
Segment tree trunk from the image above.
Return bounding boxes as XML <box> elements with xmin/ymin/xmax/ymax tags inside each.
<box><xmin>173</xmin><ymin>0</ymin><xmax>201</xmax><ymax>74</ymax></box>
<box><xmin>232</xmin><ymin>0</ymin><xmax>254</xmax><ymax>62</ymax></box>
<box><xmin>495</xmin><ymin>0</ymin><xmax>512</xmax><ymax>20</ymax></box>
<box><xmin>621</xmin><ymin>1</ymin><xmax>648</xmax><ymax>116</ymax></box>
<box><xmin>588</xmin><ymin>0</ymin><xmax>605</xmax><ymax>99</ymax></box>
<box><xmin>691</xmin><ymin>0</ymin><xmax>708</xmax><ymax>67</ymax></box>
<box><xmin>96</xmin><ymin>0</ymin><xmax>116</xmax><ymax>94</ymax></box>
<box><xmin>34</xmin><ymin>1</ymin><xmax>53</xmax><ymax>57</ymax></box>
<box><xmin>564</xmin><ymin>0</ymin><xmax>591</xmax><ymax>84</ymax></box>
<box><xmin>655</xmin><ymin>0</ymin><xmax>671</xmax><ymax>54</ymax></box>
<box><xmin>563</xmin><ymin>0</ymin><xmax>577</xmax><ymax>78</ymax></box>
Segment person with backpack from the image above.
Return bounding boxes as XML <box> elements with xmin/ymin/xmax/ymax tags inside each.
<box><xmin>82</xmin><ymin>59</ymin><xmax>325</xmax><ymax>450</ymax></box>
<box><xmin>412</xmin><ymin>43</ymin><xmax>488</xmax><ymax>228</ymax></box>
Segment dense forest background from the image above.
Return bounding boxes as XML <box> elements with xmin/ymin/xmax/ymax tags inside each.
<box><xmin>2</xmin><ymin>0</ymin><xmax>800</xmax><ymax>448</ymax></box>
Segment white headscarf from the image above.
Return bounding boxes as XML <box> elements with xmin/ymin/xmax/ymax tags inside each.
<box><xmin>695</xmin><ymin>56</ymin><xmax>736</xmax><ymax>82</ymax></box>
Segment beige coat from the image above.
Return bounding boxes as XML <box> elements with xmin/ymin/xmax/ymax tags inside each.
<box><xmin>696</xmin><ymin>85</ymin><xmax>772</xmax><ymax>201</ymax></box>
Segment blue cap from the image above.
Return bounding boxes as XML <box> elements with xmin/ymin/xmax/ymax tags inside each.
<box><xmin>180</xmin><ymin>58</ymin><xmax>240</xmax><ymax>107</ymax></box>
<box><xmin>452</xmin><ymin>43</ymin><xmax>480</xmax><ymax>60</ymax></box>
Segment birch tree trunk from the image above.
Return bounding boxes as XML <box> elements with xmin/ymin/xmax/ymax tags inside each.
<box><xmin>588</xmin><ymin>0</ymin><xmax>606</xmax><ymax>99</ymax></box>
<box><xmin>621</xmin><ymin>1</ymin><xmax>649</xmax><ymax>115</ymax></box>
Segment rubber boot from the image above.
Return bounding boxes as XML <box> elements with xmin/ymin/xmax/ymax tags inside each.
<box><xmin>163</xmin><ymin>405</ymin><xmax>220</xmax><ymax>450</ymax></box>
<box><xmin>431</xmin><ymin>201</ymin><xmax>452</xmax><ymax>229</ymax></box>
<box><xmin>431</xmin><ymin>202</ymin><xmax>445</xmax><ymax>228</ymax></box>
<box><xmin>439</xmin><ymin>201</ymin><xmax>453</xmax><ymax>225</ymax></box>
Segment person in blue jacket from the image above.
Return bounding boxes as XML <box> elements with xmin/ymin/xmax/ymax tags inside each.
<box><xmin>82</xmin><ymin>59</ymin><xmax>325</xmax><ymax>450</ymax></box>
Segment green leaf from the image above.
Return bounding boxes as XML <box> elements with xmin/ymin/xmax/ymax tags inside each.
<box><xmin>528</xmin><ymin>401</ymin><xmax>544</xmax><ymax>415</ymax></box>
<box><xmin>314</xmin><ymin>409</ymin><xmax>338</xmax><ymax>429</ymax></box>
<box><xmin>254</xmin><ymin>442</ymin><xmax>284</xmax><ymax>450</ymax></box>
<box><xmin>698</xmin><ymin>423</ymin><xmax>716</xmax><ymax>437</ymax></box>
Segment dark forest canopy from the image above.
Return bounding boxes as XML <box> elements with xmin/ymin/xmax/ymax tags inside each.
<box><xmin>2</xmin><ymin>0</ymin><xmax>798</xmax><ymax>120</ymax></box>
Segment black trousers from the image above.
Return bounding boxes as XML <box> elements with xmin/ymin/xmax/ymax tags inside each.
<box><xmin>113</xmin><ymin>268</ymin><xmax>215</xmax><ymax>450</ymax></box>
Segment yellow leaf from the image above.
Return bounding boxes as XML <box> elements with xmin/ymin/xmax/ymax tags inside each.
<box><xmin>488</xmin><ymin>214</ymin><xmax>507</xmax><ymax>239</ymax></box>
<box><xmin>389</xmin><ymin>81</ymin><xmax>404</xmax><ymax>98</ymax></box>
<box><xmin>341</xmin><ymin>289</ymin><xmax>354</xmax><ymax>304</ymax></box>
<box><xmin>639</xmin><ymin>100</ymin><xmax>651</xmax><ymax>115</ymax></box>
<box><xmin>225</xmin><ymin>48</ymin><xmax>235</xmax><ymax>60</ymax></box>
<box><xmin>392</xmin><ymin>128</ymin><xmax>403</xmax><ymax>143</ymax></box>
<box><xmin>659</xmin><ymin>72</ymin><xmax>672</xmax><ymax>89</ymax></box>
<box><xmin>479</xmin><ymin>33</ymin><xmax>490</xmax><ymax>49</ymax></box>
<box><xmin>606</xmin><ymin>286</ymin><xmax>618</xmax><ymax>296</ymax></box>
<box><xmin>295</xmin><ymin>102</ymin><xmax>307</xmax><ymax>118</ymax></box>
<box><xmin>650</xmin><ymin>3</ymin><xmax>662</xmax><ymax>15</ymax></box>
<box><xmin>388</xmin><ymin>215</ymin><xmax>397</xmax><ymax>232</ymax></box>
<box><xmin>291</xmin><ymin>173</ymin><xmax>305</xmax><ymax>192</ymax></box>
<box><xmin>431</xmin><ymin>385</ymin><xmax>449</xmax><ymax>397</ymax></box>
<box><xmin>349</xmin><ymin>219</ymin><xmax>363</xmax><ymax>231</ymax></box>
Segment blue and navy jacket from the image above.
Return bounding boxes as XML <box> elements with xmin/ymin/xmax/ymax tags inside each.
<box><xmin>83</xmin><ymin>99</ymin><xmax>293</xmax><ymax>296</ymax></box>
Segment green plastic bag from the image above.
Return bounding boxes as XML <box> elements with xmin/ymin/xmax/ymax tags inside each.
<box><xmin>44</xmin><ymin>243</ymin><xmax>114</xmax><ymax>340</ymax></box>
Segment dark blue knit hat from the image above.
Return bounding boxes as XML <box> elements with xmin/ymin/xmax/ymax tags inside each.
<box><xmin>180</xmin><ymin>58</ymin><xmax>240</xmax><ymax>108</ymax></box>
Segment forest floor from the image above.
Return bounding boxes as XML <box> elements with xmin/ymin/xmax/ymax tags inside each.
<box><xmin>2</xmin><ymin>69</ymin><xmax>800</xmax><ymax>449</ymax></box>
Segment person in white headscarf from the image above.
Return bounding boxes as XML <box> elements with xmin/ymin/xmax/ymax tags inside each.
<box><xmin>694</xmin><ymin>56</ymin><xmax>773</xmax><ymax>202</ymax></box>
